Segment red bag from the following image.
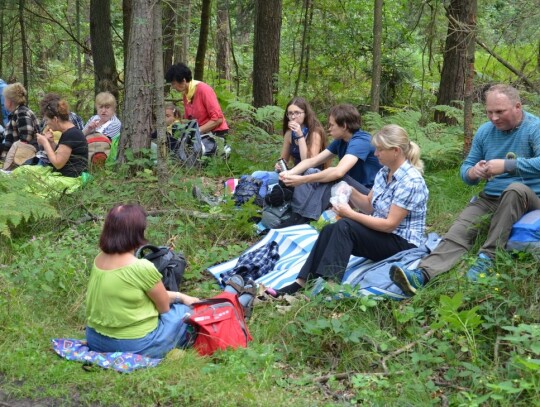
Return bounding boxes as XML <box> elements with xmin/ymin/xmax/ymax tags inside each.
<box><xmin>186</xmin><ymin>292</ymin><xmax>252</xmax><ymax>356</ymax></box>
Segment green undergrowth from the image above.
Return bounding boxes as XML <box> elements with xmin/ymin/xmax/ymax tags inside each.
<box><xmin>1</xmin><ymin>115</ymin><xmax>540</xmax><ymax>405</ymax></box>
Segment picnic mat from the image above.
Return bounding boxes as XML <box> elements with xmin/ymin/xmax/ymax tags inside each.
<box><xmin>207</xmin><ymin>224</ymin><xmax>440</xmax><ymax>300</ymax></box>
<box><xmin>51</xmin><ymin>338</ymin><xmax>161</xmax><ymax>373</ymax></box>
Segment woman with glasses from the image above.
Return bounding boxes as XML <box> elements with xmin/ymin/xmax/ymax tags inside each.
<box><xmin>269</xmin><ymin>125</ymin><xmax>428</xmax><ymax>296</ymax></box>
<box><xmin>252</xmin><ymin>97</ymin><xmax>327</xmax><ymax>185</ymax></box>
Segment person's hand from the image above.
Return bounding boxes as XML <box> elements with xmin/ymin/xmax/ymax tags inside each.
<box><xmin>485</xmin><ymin>159</ymin><xmax>505</xmax><ymax>178</ymax></box>
<box><xmin>332</xmin><ymin>202</ymin><xmax>355</xmax><ymax>219</ymax></box>
<box><xmin>180</xmin><ymin>294</ymin><xmax>200</xmax><ymax>306</ymax></box>
<box><xmin>87</xmin><ymin>118</ymin><xmax>101</xmax><ymax>131</ymax></box>
<box><xmin>36</xmin><ymin>131</ymin><xmax>53</xmax><ymax>146</ymax></box>
<box><xmin>280</xmin><ymin>171</ymin><xmax>303</xmax><ymax>187</ymax></box>
<box><xmin>468</xmin><ymin>160</ymin><xmax>489</xmax><ymax>180</ymax></box>
<box><xmin>288</xmin><ymin>121</ymin><xmax>302</xmax><ymax>135</ymax></box>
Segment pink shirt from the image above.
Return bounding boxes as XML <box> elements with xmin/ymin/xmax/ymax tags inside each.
<box><xmin>183</xmin><ymin>82</ymin><xmax>228</xmax><ymax>132</ymax></box>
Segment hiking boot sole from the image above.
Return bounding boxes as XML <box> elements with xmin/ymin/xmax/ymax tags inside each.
<box><xmin>390</xmin><ymin>265</ymin><xmax>417</xmax><ymax>296</ymax></box>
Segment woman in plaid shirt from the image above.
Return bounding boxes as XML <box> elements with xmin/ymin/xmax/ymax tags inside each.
<box><xmin>270</xmin><ymin>125</ymin><xmax>429</xmax><ymax>296</ymax></box>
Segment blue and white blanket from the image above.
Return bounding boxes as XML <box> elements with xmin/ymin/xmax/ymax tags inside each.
<box><xmin>207</xmin><ymin>224</ymin><xmax>440</xmax><ymax>300</ymax></box>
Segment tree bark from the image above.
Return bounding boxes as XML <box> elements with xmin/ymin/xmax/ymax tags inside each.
<box><xmin>118</xmin><ymin>0</ymin><xmax>154</xmax><ymax>165</ymax></box>
<box><xmin>463</xmin><ymin>0</ymin><xmax>477</xmax><ymax>157</ymax></box>
<box><xmin>216</xmin><ymin>0</ymin><xmax>231</xmax><ymax>82</ymax></box>
<box><xmin>18</xmin><ymin>0</ymin><xmax>28</xmax><ymax>90</ymax></box>
<box><xmin>123</xmin><ymin>0</ymin><xmax>133</xmax><ymax>73</ymax></box>
<box><xmin>162</xmin><ymin>0</ymin><xmax>176</xmax><ymax>74</ymax></box>
<box><xmin>153</xmin><ymin>0</ymin><xmax>168</xmax><ymax>181</ymax></box>
<box><xmin>90</xmin><ymin>0</ymin><xmax>119</xmax><ymax>100</ymax></box>
<box><xmin>253</xmin><ymin>0</ymin><xmax>282</xmax><ymax>107</ymax></box>
<box><xmin>175</xmin><ymin>0</ymin><xmax>191</xmax><ymax>64</ymax></box>
<box><xmin>435</xmin><ymin>0</ymin><xmax>475</xmax><ymax>124</ymax></box>
<box><xmin>294</xmin><ymin>0</ymin><xmax>312</xmax><ymax>96</ymax></box>
<box><xmin>370</xmin><ymin>0</ymin><xmax>383</xmax><ymax>113</ymax></box>
<box><xmin>194</xmin><ymin>0</ymin><xmax>211</xmax><ymax>81</ymax></box>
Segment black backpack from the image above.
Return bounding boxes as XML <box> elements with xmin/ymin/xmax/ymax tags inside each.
<box><xmin>233</xmin><ymin>175</ymin><xmax>264</xmax><ymax>206</ymax></box>
<box><xmin>135</xmin><ymin>245</ymin><xmax>186</xmax><ymax>291</ymax></box>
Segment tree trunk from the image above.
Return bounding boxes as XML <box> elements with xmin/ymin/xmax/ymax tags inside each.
<box><xmin>162</xmin><ymin>0</ymin><xmax>176</xmax><ymax>74</ymax></box>
<box><xmin>76</xmin><ymin>0</ymin><xmax>82</xmax><ymax>81</ymax></box>
<box><xmin>435</xmin><ymin>0</ymin><xmax>475</xmax><ymax>124</ymax></box>
<box><xmin>463</xmin><ymin>0</ymin><xmax>477</xmax><ymax>157</ymax></box>
<box><xmin>370</xmin><ymin>0</ymin><xmax>383</xmax><ymax>113</ymax></box>
<box><xmin>18</xmin><ymin>0</ymin><xmax>28</xmax><ymax>90</ymax></box>
<box><xmin>123</xmin><ymin>0</ymin><xmax>133</xmax><ymax>73</ymax></box>
<box><xmin>216</xmin><ymin>0</ymin><xmax>231</xmax><ymax>82</ymax></box>
<box><xmin>294</xmin><ymin>0</ymin><xmax>312</xmax><ymax>96</ymax></box>
<box><xmin>194</xmin><ymin>0</ymin><xmax>211</xmax><ymax>81</ymax></box>
<box><xmin>90</xmin><ymin>0</ymin><xmax>119</xmax><ymax>100</ymax></box>
<box><xmin>175</xmin><ymin>0</ymin><xmax>191</xmax><ymax>64</ymax></box>
<box><xmin>118</xmin><ymin>0</ymin><xmax>154</xmax><ymax>165</ymax></box>
<box><xmin>153</xmin><ymin>1</ymin><xmax>168</xmax><ymax>181</ymax></box>
<box><xmin>253</xmin><ymin>0</ymin><xmax>282</xmax><ymax>107</ymax></box>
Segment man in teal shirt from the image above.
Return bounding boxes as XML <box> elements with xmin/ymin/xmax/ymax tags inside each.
<box><xmin>390</xmin><ymin>84</ymin><xmax>540</xmax><ymax>295</ymax></box>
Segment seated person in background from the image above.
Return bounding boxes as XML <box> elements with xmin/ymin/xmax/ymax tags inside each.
<box><xmin>165</xmin><ymin>63</ymin><xmax>229</xmax><ymax>137</ymax></box>
<box><xmin>271</xmin><ymin>125</ymin><xmax>428</xmax><ymax>296</ymax></box>
<box><xmin>1</xmin><ymin>82</ymin><xmax>40</xmax><ymax>168</ymax></box>
<box><xmin>86</xmin><ymin>204</ymin><xmax>253</xmax><ymax>358</ymax></box>
<box><xmin>252</xmin><ymin>97</ymin><xmax>327</xmax><ymax>185</ymax></box>
<box><xmin>35</xmin><ymin>98</ymin><xmax>88</xmax><ymax>177</ymax></box>
<box><xmin>151</xmin><ymin>102</ymin><xmax>183</xmax><ymax>152</ymax></box>
<box><xmin>83</xmin><ymin>92</ymin><xmax>122</xmax><ymax>139</ymax></box>
<box><xmin>40</xmin><ymin>93</ymin><xmax>85</xmax><ymax>132</ymax></box>
<box><xmin>390</xmin><ymin>84</ymin><xmax>540</xmax><ymax>295</ymax></box>
<box><xmin>279</xmin><ymin>104</ymin><xmax>382</xmax><ymax>221</ymax></box>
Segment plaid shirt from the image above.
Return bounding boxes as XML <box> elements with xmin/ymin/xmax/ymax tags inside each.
<box><xmin>220</xmin><ymin>241</ymin><xmax>280</xmax><ymax>284</ymax></box>
<box><xmin>371</xmin><ymin>160</ymin><xmax>428</xmax><ymax>247</ymax></box>
<box><xmin>5</xmin><ymin>105</ymin><xmax>40</xmax><ymax>145</ymax></box>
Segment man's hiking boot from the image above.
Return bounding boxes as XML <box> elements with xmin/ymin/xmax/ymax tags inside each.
<box><xmin>390</xmin><ymin>263</ymin><xmax>425</xmax><ymax>296</ymax></box>
<box><xmin>466</xmin><ymin>253</ymin><xmax>493</xmax><ymax>281</ymax></box>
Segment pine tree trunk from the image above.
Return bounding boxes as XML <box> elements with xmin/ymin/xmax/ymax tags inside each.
<box><xmin>162</xmin><ymin>1</ymin><xmax>176</xmax><ymax>74</ymax></box>
<box><xmin>175</xmin><ymin>0</ymin><xmax>191</xmax><ymax>64</ymax></box>
<box><xmin>18</xmin><ymin>0</ymin><xmax>28</xmax><ymax>90</ymax></box>
<box><xmin>216</xmin><ymin>0</ymin><xmax>231</xmax><ymax>82</ymax></box>
<box><xmin>435</xmin><ymin>0</ymin><xmax>475</xmax><ymax>124</ymax></box>
<box><xmin>253</xmin><ymin>0</ymin><xmax>282</xmax><ymax>107</ymax></box>
<box><xmin>194</xmin><ymin>0</ymin><xmax>211</xmax><ymax>81</ymax></box>
<box><xmin>90</xmin><ymin>0</ymin><xmax>119</xmax><ymax>100</ymax></box>
<box><xmin>118</xmin><ymin>0</ymin><xmax>154</xmax><ymax>165</ymax></box>
<box><xmin>463</xmin><ymin>0</ymin><xmax>477</xmax><ymax>157</ymax></box>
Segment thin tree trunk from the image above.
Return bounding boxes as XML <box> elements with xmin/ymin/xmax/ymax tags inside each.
<box><xmin>90</xmin><ymin>0</ymin><xmax>119</xmax><ymax>99</ymax></box>
<box><xmin>175</xmin><ymin>0</ymin><xmax>191</xmax><ymax>63</ymax></box>
<box><xmin>76</xmin><ymin>0</ymin><xmax>82</xmax><ymax>81</ymax></box>
<box><xmin>476</xmin><ymin>39</ymin><xmax>539</xmax><ymax>93</ymax></box>
<box><xmin>19</xmin><ymin>0</ymin><xmax>28</xmax><ymax>89</ymax></box>
<box><xmin>123</xmin><ymin>0</ymin><xmax>133</xmax><ymax>73</ymax></box>
<box><xmin>153</xmin><ymin>0</ymin><xmax>168</xmax><ymax>181</ymax></box>
<box><xmin>194</xmin><ymin>0</ymin><xmax>211</xmax><ymax>80</ymax></box>
<box><xmin>294</xmin><ymin>0</ymin><xmax>311</xmax><ymax>96</ymax></box>
<box><xmin>228</xmin><ymin>9</ymin><xmax>240</xmax><ymax>95</ymax></box>
<box><xmin>304</xmin><ymin>0</ymin><xmax>314</xmax><ymax>83</ymax></box>
<box><xmin>463</xmin><ymin>0</ymin><xmax>477</xmax><ymax>157</ymax></box>
<box><xmin>162</xmin><ymin>0</ymin><xmax>176</xmax><ymax>73</ymax></box>
<box><xmin>216</xmin><ymin>0</ymin><xmax>231</xmax><ymax>82</ymax></box>
<box><xmin>370</xmin><ymin>0</ymin><xmax>383</xmax><ymax>112</ymax></box>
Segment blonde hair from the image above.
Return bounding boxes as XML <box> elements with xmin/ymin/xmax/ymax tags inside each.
<box><xmin>372</xmin><ymin>124</ymin><xmax>424</xmax><ymax>174</ymax></box>
<box><xmin>95</xmin><ymin>92</ymin><xmax>117</xmax><ymax>110</ymax></box>
<box><xmin>3</xmin><ymin>82</ymin><xmax>27</xmax><ymax>106</ymax></box>
<box><xmin>165</xmin><ymin>102</ymin><xmax>180</xmax><ymax>119</ymax></box>
<box><xmin>485</xmin><ymin>84</ymin><xmax>520</xmax><ymax>104</ymax></box>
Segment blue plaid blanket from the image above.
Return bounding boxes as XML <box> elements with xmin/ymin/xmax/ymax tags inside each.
<box><xmin>207</xmin><ymin>224</ymin><xmax>440</xmax><ymax>300</ymax></box>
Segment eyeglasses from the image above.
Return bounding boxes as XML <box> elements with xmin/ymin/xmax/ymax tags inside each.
<box><xmin>287</xmin><ymin>110</ymin><xmax>305</xmax><ymax>119</ymax></box>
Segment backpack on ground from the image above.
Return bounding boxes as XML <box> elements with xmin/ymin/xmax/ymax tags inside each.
<box><xmin>233</xmin><ymin>175</ymin><xmax>264</xmax><ymax>206</ymax></box>
<box><xmin>261</xmin><ymin>201</ymin><xmax>294</xmax><ymax>229</ymax></box>
<box><xmin>173</xmin><ymin>120</ymin><xmax>227</xmax><ymax>168</ymax></box>
<box><xmin>185</xmin><ymin>291</ymin><xmax>252</xmax><ymax>356</ymax></box>
<box><xmin>135</xmin><ymin>245</ymin><xmax>186</xmax><ymax>291</ymax></box>
<box><xmin>86</xmin><ymin>134</ymin><xmax>111</xmax><ymax>167</ymax></box>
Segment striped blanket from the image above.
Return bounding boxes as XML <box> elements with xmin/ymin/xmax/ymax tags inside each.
<box><xmin>207</xmin><ymin>224</ymin><xmax>440</xmax><ymax>300</ymax></box>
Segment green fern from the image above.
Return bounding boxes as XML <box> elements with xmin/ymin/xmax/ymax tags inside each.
<box><xmin>0</xmin><ymin>176</ymin><xmax>59</xmax><ymax>239</ymax></box>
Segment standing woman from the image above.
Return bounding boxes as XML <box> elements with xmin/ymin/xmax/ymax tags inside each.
<box><xmin>271</xmin><ymin>125</ymin><xmax>429</xmax><ymax>295</ymax></box>
<box><xmin>1</xmin><ymin>82</ymin><xmax>40</xmax><ymax>165</ymax></box>
<box><xmin>253</xmin><ymin>97</ymin><xmax>327</xmax><ymax>184</ymax></box>
<box><xmin>36</xmin><ymin>98</ymin><xmax>88</xmax><ymax>177</ymax></box>
<box><xmin>165</xmin><ymin>63</ymin><xmax>229</xmax><ymax>136</ymax></box>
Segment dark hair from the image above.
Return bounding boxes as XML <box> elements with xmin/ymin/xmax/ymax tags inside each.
<box><xmin>329</xmin><ymin>104</ymin><xmax>361</xmax><ymax>133</ymax></box>
<box><xmin>165</xmin><ymin>63</ymin><xmax>193</xmax><ymax>83</ymax></box>
<box><xmin>40</xmin><ymin>94</ymin><xmax>70</xmax><ymax>122</ymax></box>
<box><xmin>99</xmin><ymin>204</ymin><xmax>148</xmax><ymax>254</ymax></box>
<box><xmin>282</xmin><ymin>97</ymin><xmax>327</xmax><ymax>165</ymax></box>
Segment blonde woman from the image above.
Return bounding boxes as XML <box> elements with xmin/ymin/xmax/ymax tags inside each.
<box><xmin>83</xmin><ymin>92</ymin><xmax>122</xmax><ymax>139</ymax></box>
<box><xmin>271</xmin><ymin>125</ymin><xmax>429</xmax><ymax>295</ymax></box>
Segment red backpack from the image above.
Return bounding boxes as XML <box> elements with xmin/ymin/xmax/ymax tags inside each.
<box><xmin>185</xmin><ymin>292</ymin><xmax>252</xmax><ymax>356</ymax></box>
<box><xmin>86</xmin><ymin>134</ymin><xmax>111</xmax><ymax>167</ymax></box>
